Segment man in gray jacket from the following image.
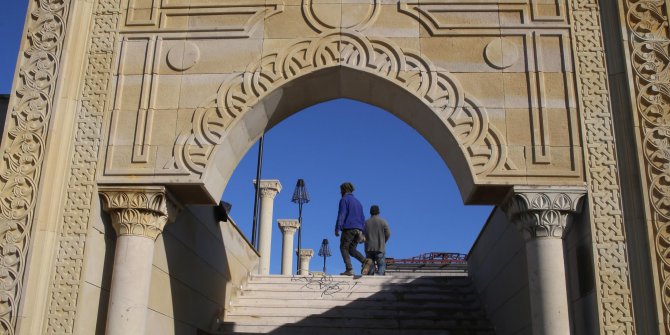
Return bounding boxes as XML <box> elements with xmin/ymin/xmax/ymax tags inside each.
<box><xmin>364</xmin><ymin>205</ymin><xmax>391</xmax><ymax>275</ymax></box>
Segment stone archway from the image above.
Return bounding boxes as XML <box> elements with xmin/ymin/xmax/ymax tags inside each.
<box><xmin>167</xmin><ymin>32</ymin><xmax>515</xmax><ymax>204</ymax></box>
<box><xmin>0</xmin><ymin>0</ymin><xmax>649</xmax><ymax>334</ymax></box>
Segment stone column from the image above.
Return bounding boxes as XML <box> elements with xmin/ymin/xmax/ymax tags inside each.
<box><xmin>503</xmin><ymin>186</ymin><xmax>586</xmax><ymax>335</ymax></box>
<box><xmin>99</xmin><ymin>186</ymin><xmax>173</xmax><ymax>335</ymax></box>
<box><xmin>298</xmin><ymin>249</ymin><xmax>314</xmax><ymax>276</ymax></box>
<box><xmin>278</xmin><ymin>219</ymin><xmax>300</xmax><ymax>275</ymax></box>
<box><xmin>255</xmin><ymin>179</ymin><xmax>282</xmax><ymax>275</ymax></box>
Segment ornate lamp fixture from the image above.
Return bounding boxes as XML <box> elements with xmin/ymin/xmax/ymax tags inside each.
<box><xmin>318</xmin><ymin>238</ymin><xmax>332</xmax><ymax>273</ymax></box>
<box><xmin>291</xmin><ymin>179</ymin><xmax>310</xmax><ymax>273</ymax></box>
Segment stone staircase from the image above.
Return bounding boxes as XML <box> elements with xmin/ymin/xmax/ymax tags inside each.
<box><xmin>220</xmin><ymin>273</ymin><xmax>495</xmax><ymax>334</ymax></box>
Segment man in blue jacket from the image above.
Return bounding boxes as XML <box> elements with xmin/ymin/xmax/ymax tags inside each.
<box><xmin>335</xmin><ymin>182</ymin><xmax>372</xmax><ymax>276</ymax></box>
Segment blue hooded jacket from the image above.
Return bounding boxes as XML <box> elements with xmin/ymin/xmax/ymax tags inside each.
<box><xmin>335</xmin><ymin>193</ymin><xmax>365</xmax><ymax>232</ymax></box>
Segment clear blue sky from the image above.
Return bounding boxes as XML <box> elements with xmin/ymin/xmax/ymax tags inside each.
<box><xmin>1</xmin><ymin>3</ymin><xmax>492</xmax><ymax>275</ymax></box>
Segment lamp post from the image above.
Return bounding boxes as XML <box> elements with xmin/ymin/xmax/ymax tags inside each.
<box><xmin>318</xmin><ymin>238</ymin><xmax>332</xmax><ymax>273</ymax></box>
<box><xmin>291</xmin><ymin>179</ymin><xmax>310</xmax><ymax>273</ymax></box>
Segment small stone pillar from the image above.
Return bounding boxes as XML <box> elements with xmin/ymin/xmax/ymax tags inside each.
<box><xmin>254</xmin><ymin>179</ymin><xmax>282</xmax><ymax>275</ymax></box>
<box><xmin>99</xmin><ymin>186</ymin><xmax>173</xmax><ymax>335</ymax></box>
<box><xmin>298</xmin><ymin>249</ymin><xmax>314</xmax><ymax>276</ymax></box>
<box><xmin>278</xmin><ymin>219</ymin><xmax>300</xmax><ymax>275</ymax></box>
<box><xmin>503</xmin><ymin>186</ymin><xmax>586</xmax><ymax>335</ymax></box>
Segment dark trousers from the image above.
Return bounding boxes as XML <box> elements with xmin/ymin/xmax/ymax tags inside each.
<box><xmin>340</xmin><ymin>229</ymin><xmax>366</xmax><ymax>270</ymax></box>
<box><xmin>366</xmin><ymin>251</ymin><xmax>386</xmax><ymax>275</ymax></box>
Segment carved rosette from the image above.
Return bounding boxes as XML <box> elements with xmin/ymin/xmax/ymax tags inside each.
<box><xmin>503</xmin><ymin>187</ymin><xmax>586</xmax><ymax>241</ymax></box>
<box><xmin>99</xmin><ymin>187</ymin><xmax>169</xmax><ymax>240</ymax></box>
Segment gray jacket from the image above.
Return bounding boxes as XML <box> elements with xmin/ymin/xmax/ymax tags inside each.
<box><xmin>364</xmin><ymin>215</ymin><xmax>391</xmax><ymax>252</ymax></box>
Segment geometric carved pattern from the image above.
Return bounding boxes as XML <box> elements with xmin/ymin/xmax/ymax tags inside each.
<box><xmin>44</xmin><ymin>0</ymin><xmax>121</xmax><ymax>333</ymax></box>
<box><xmin>0</xmin><ymin>0</ymin><xmax>71</xmax><ymax>333</ymax></box>
<box><xmin>503</xmin><ymin>187</ymin><xmax>586</xmax><ymax>241</ymax></box>
<box><xmin>572</xmin><ymin>1</ymin><xmax>637</xmax><ymax>334</ymax></box>
<box><xmin>165</xmin><ymin>32</ymin><xmax>511</xmax><ymax>178</ymax></box>
<box><xmin>624</xmin><ymin>0</ymin><xmax>670</xmax><ymax>333</ymax></box>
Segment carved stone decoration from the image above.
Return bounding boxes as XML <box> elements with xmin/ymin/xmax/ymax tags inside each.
<box><xmin>166</xmin><ymin>41</ymin><xmax>200</xmax><ymax>72</ymax></box>
<box><xmin>572</xmin><ymin>1</ymin><xmax>637</xmax><ymax>333</ymax></box>
<box><xmin>623</xmin><ymin>0</ymin><xmax>670</xmax><ymax>332</ymax></box>
<box><xmin>302</xmin><ymin>0</ymin><xmax>380</xmax><ymax>33</ymax></box>
<box><xmin>44</xmin><ymin>0</ymin><xmax>122</xmax><ymax>333</ymax></box>
<box><xmin>503</xmin><ymin>187</ymin><xmax>586</xmax><ymax>240</ymax></box>
<box><xmin>164</xmin><ymin>32</ymin><xmax>511</xmax><ymax>179</ymax></box>
<box><xmin>99</xmin><ymin>186</ymin><xmax>169</xmax><ymax>240</ymax></box>
<box><xmin>0</xmin><ymin>0</ymin><xmax>70</xmax><ymax>333</ymax></box>
<box><xmin>484</xmin><ymin>38</ymin><xmax>519</xmax><ymax>70</ymax></box>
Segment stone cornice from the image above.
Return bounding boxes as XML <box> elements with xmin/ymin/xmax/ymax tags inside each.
<box><xmin>278</xmin><ymin>219</ymin><xmax>300</xmax><ymax>233</ymax></box>
<box><xmin>99</xmin><ymin>186</ymin><xmax>171</xmax><ymax>240</ymax></box>
<box><xmin>503</xmin><ymin>186</ymin><xmax>587</xmax><ymax>240</ymax></box>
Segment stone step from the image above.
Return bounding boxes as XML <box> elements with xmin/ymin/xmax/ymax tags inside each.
<box><xmin>222</xmin><ymin>315</ymin><xmax>493</xmax><ymax>329</ymax></box>
<box><xmin>227</xmin><ymin>306</ymin><xmax>487</xmax><ymax>319</ymax></box>
<box><xmin>237</xmin><ymin>289</ymin><xmax>479</xmax><ymax>302</ymax></box>
<box><xmin>224</xmin><ymin>274</ymin><xmax>494</xmax><ymax>334</ymax></box>
<box><xmin>219</xmin><ymin>323</ymin><xmax>495</xmax><ymax>335</ymax></box>
<box><xmin>230</xmin><ymin>298</ymin><xmax>482</xmax><ymax>310</ymax></box>
<box><xmin>243</xmin><ymin>282</ymin><xmax>476</xmax><ymax>293</ymax></box>
<box><xmin>249</xmin><ymin>274</ymin><xmax>470</xmax><ymax>284</ymax></box>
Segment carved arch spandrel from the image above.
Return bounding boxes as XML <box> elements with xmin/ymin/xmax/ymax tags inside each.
<box><xmin>162</xmin><ymin>32</ymin><xmax>514</xmax><ymax>186</ymax></box>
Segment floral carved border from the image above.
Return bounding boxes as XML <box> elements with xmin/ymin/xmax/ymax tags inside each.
<box><xmin>0</xmin><ymin>0</ymin><xmax>70</xmax><ymax>333</ymax></box>
<box><xmin>571</xmin><ymin>0</ymin><xmax>636</xmax><ymax>333</ymax></box>
<box><xmin>43</xmin><ymin>0</ymin><xmax>121</xmax><ymax>333</ymax></box>
<box><xmin>623</xmin><ymin>0</ymin><xmax>670</xmax><ymax>333</ymax></box>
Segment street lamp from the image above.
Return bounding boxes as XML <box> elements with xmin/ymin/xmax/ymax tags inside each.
<box><xmin>291</xmin><ymin>179</ymin><xmax>310</xmax><ymax>273</ymax></box>
<box><xmin>318</xmin><ymin>239</ymin><xmax>332</xmax><ymax>273</ymax></box>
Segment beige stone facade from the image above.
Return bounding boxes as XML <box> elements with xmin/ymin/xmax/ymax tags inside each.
<box><xmin>0</xmin><ymin>0</ymin><xmax>667</xmax><ymax>334</ymax></box>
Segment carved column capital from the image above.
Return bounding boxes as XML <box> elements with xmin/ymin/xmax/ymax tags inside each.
<box><xmin>502</xmin><ymin>186</ymin><xmax>587</xmax><ymax>240</ymax></box>
<box><xmin>278</xmin><ymin>219</ymin><xmax>300</xmax><ymax>234</ymax></box>
<box><xmin>99</xmin><ymin>186</ymin><xmax>173</xmax><ymax>240</ymax></box>
<box><xmin>254</xmin><ymin>179</ymin><xmax>282</xmax><ymax>199</ymax></box>
<box><xmin>298</xmin><ymin>248</ymin><xmax>314</xmax><ymax>258</ymax></box>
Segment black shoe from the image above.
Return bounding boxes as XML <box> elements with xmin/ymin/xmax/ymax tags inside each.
<box><xmin>361</xmin><ymin>259</ymin><xmax>373</xmax><ymax>275</ymax></box>
<box><xmin>340</xmin><ymin>269</ymin><xmax>354</xmax><ymax>276</ymax></box>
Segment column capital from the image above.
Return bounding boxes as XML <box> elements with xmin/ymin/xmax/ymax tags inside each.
<box><xmin>254</xmin><ymin>179</ymin><xmax>282</xmax><ymax>199</ymax></box>
<box><xmin>298</xmin><ymin>249</ymin><xmax>314</xmax><ymax>258</ymax></box>
<box><xmin>502</xmin><ymin>186</ymin><xmax>587</xmax><ymax>240</ymax></box>
<box><xmin>278</xmin><ymin>219</ymin><xmax>300</xmax><ymax>234</ymax></box>
<box><xmin>99</xmin><ymin>185</ymin><xmax>174</xmax><ymax>240</ymax></box>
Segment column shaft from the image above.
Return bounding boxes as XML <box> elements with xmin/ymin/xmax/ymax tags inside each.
<box><xmin>255</xmin><ymin>180</ymin><xmax>281</xmax><ymax>275</ymax></box>
<box><xmin>298</xmin><ymin>249</ymin><xmax>314</xmax><ymax>276</ymax></box>
<box><xmin>281</xmin><ymin>231</ymin><xmax>295</xmax><ymax>275</ymax></box>
<box><xmin>106</xmin><ymin>236</ymin><xmax>155</xmax><ymax>335</ymax></box>
<box><xmin>258</xmin><ymin>196</ymin><xmax>274</xmax><ymax>275</ymax></box>
<box><xmin>503</xmin><ymin>186</ymin><xmax>586</xmax><ymax>335</ymax></box>
<box><xmin>99</xmin><ymin>186</ymin><xmax>172</xmax><ymax>335</ymax></box>
<box><xmin>525</xmin><ymin>238</ymin><xmax>570</xmax><ymax>335</ymax></box>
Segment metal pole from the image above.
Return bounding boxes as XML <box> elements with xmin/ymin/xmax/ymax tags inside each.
<box><xmin>251</xmin><ymin>135</ymin><xmax>264</xmax><ymax>249</ymax></box>
<box><xmin>323</xmin><ymin>254</ymin><xmax>326</xmax><ymax>273</ymax></box>
<box><xmin>296</xmin><ymin>202</ymin><xmax>302</xmax><ymax>273</ymax></box>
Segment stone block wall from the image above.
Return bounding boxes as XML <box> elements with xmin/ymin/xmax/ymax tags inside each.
<box><xmin>76</xmin><ymin>202</ymin><xmax>258</xmax><ymax>334</ymax></box>
<box><xmin>468</xmin><ymin>207</ymin><xmax>531</xmax><ymax>335</ymax></box>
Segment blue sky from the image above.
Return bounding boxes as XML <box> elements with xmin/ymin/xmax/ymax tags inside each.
<box><xmin>1</xmin><ymin>2</ymin><xmax>492</xmax><ymax>275</ymax></box>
